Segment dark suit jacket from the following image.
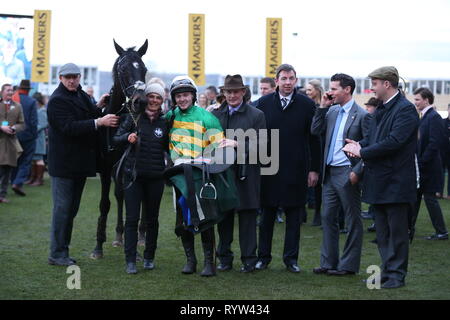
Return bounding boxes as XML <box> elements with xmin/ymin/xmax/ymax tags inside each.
<box><xmin>311</xmin><ymin>101</ymin><xmax>370</xmax><ymax>183</ymax></box>
<box><xmin>359</xmin><ymin>92</ymin><xmax>419</xmax><ymax>204</ymax></box>
<box><xmin>442</xmin><ymin>117</ymin><xmax>450</xmax><ymax>166</ymax></box>
<box><xmin>417</xmin><ymin>108</ymin><xmax>446</xmax><ymax>193</ymax></box>
<box><xmin>254</xmin><ymin>88</ymin><xmax>321</xmax><ymax>207</ymax></box>
<box><xmin>47</xmin><ymin>82</ymin><xmax>103</xmax><ymax>178</ymax></box>
<box><xmin>17</xmin><ymin>94</ymin><xmax>37</xmax><ymax>142</ymax></box>
<box><xmin>212</xmin><ymin>102</ymin><xmax>266</xmax><ymax>210</ymax></box>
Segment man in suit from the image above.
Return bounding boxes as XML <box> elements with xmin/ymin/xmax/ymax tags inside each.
<box><xmin>443</xmin><ymin>104</ymin><xmax>450</xmax><ymax>200</ymax></box>
<box><xmin>212</xmin><ymin>74</ymin><xmax>266</xmax><ymax>273</ymax></box>
<box><xmin>86</xmin><ymin>87</ymin><xmax>97</xmax><ymax>105</ymax></box>
<box><xmin>311</xmin><ymin>73</ymin><xmax>370</xmax><ymax>276</ymax></box>
<box><xmin>253</xmin><ymin>64</ymin><xmax>321</xmax><ymax>273</ymax></box>
<box><xmin>47</xmin><ymin>63</ymin><xmax>118</xmax><ymax>266</ymax></box>
<box><xmin>0</xmin><ymin>84</ymin><xmax>25</xmax><ymax>203</ymax></box>
<box><xmin>343</xmin><ymin>66</ymin><xmax>419</xmax><ymax>289</ymax></box>
<box><xmin>10</xmin><ymin>79</ymin><xmax>38</xmax><ymax>196</ymax></box>
<box><xmin>411</xmin><ymin>87</ymin><xmax>448</xmax><ymax>240</ymax></box>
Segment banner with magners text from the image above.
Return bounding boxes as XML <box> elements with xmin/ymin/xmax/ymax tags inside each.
<box><xmin>265</xmin><ymin>18</ymin><xmax>282</xmax><ymax>78</ymax></box>
<box><xmin>188</xmin><ymin>13</ymin><xmax>205</xmax><ymax>86</ymax></box>
<box><xmin>31</xmin><ymin>10</ymin><xmax>51</xmax><ymax>82</ymax></box>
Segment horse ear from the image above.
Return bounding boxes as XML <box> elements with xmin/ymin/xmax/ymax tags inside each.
<box><xmin>137</xmin><ymin>39</ymin><xmax>148</xmax><ymax>57</ymax></box>
<box><xmin>113</xmin><ymin>39</ymin><xmax>125</xmax><ymax>56</ymax></box>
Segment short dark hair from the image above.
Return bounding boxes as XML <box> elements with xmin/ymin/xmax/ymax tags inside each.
<box><xmin>414</xmin><ymin>87</ymin><xmax>434</xmax><ymax>105</ymax></box>
<box><xmin>260</xmin><ymin>77</ymin><xmax>276</xmax><ymax>88</ymax></box>
<box><xmin>1</xmin><ymin>83</ymin><xmax>12</xmax><ymax>92</ymax></box>
<box><xmin>275</xmin><ymin>64</ymin><xmax>296</xmax><ymax>79</ymax></box>
<box><xmin>330</xmin><ymin>73</ymin><xmax>356</xmax><ymax>95</ymax></box>
<box><xmin>206</xmin><ymin>85</ymin><xmax>218</xmax><ymax>95</ymax></box>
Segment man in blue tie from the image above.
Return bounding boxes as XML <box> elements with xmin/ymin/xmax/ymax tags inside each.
<box><xmin>311</xmin><ymin>73</ymin><xmax>370</xmax><ymax>276</ymax></box>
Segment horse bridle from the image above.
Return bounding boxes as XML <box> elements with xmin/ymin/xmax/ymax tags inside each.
<box><xmin>115</xmin><ymin>54</ymin><xmax>147</xmax><ymax>126</ymax></box>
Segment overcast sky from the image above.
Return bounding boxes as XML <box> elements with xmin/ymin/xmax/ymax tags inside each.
<box><xmin>3</xmin><ymin>0</ymin><xmax>450</xmax><ymax>79</ymax></box>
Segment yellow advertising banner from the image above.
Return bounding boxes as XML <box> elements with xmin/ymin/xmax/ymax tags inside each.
<box><xmin>188</xmin><ymin>13</ymin><xmax>205</xmax><ymax>86</ymax></box>
<box><xmin>265</xmin><ymin>18</ymin><xmax>282</xmax><ymax>78</ymax></box>
<box><xmin>31</xmin><ymin>10</ymin><xmax>51</xmax><ymax>83</ymax></box>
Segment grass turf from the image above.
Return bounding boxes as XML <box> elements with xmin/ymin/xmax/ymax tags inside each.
<box><xmin>0</xmin><ymin>175</ymin><xmax>449</xmax><ymax>300</ymax></box>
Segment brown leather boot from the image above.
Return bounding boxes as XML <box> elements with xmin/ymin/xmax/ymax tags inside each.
<box><xmin>30</xmin><ymin>165</ymin><xmax>45</xmax><ymax>186</ymax></box>
<box><xmin>25</xmin><ymin>163</ymin><xmax>37</xmax><ymax>185</ymax></box>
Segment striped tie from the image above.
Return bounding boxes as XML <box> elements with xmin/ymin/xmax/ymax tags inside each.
<box><xmin>281</xmin><ymin>98</ymin><xmax>288</xmax><ymax>109</ymax></box>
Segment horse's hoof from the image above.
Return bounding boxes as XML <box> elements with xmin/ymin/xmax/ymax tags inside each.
<box><xmin>136</xmin><ymin>252</ymin><xmax>143</xmax><ymax>262</ymax></box>
<box><xmin>112</xmin><ymin>240</ymin><xmax>123</xmax><ymax>247</ymax></box>
<box><xmin>90</xmin><ymin>251</ymin><xmax>104</xmax><ymax>260</ymax></box>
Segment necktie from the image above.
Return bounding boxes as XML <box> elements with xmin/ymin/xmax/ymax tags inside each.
<box><xmin>326</xmin><ymin>108</ymin><xmax>345</xmax><ymax>165</ymax></box>
<box><xmin>4</xmin><ymin>101</ymin><xmax>10</xmax><ymax>113</ymax></box>
<box><xmin>281</xmin><ymin>98</ymin><xmax>288</xmax><ymax>109</ymax></box>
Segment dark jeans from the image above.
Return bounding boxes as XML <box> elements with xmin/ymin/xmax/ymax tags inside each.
<box><xmin>124</xmin><ymin>176</ymin><xmax>164</xmax><ymax>263</ymax></box>
<box><xmin>217</xmin><ymin>209</ymin><xmax>258</xmax><ymax>267</ymax></box>
<box><xmin>0</xmin><ymin>165</ymin><xmax>13</xmax><ymax>198</ymax></box>
<box><xmin>258</xmin><ymin>206</ymin><xmax>301</xmax><ymax>266</ymax></box>
<box><xmin>11</xmin><ymin>139</ymin><xmax>36</xmax><ymax>187</ymax></box>
<box><xmin>49</xmin><ymin>176</ymin><xmax>86</xmax><ymax>259</ymax></box>
<box><xmin>374</xmin><ymin>203</ymin><xmax>410</xmax><ymax>282</ymax></box>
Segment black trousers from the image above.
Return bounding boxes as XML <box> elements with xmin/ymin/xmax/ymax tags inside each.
<box><xmin>374</xmin><ymin>203</ymin><xmax>410</xmax><ymax>282</ymax></box>
<box><xmin>258</xmin><ymin>206</ymin><xmax>301</xmax><ymax>266</ymax></box>
<box><xmin>413</xmin><ymin>189</ymin><xmax>447</xmax><ymax>235</ymax></box>
<box><xmin>124</xmin><ymin>176</ymin><xmax>164</xmax><ymax>263</ymax></box>
<box><xmin>217</xmin><ymin>209</ymin><xmax>258</xmax><ymax>267</ymax></box>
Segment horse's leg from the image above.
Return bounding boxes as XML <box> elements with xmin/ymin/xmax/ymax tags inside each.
<box><xmin>113</xmin><ymin>179</ymin><xmax>124</xmax><ymax>247</ymax></box>
<box><xmin>90</xmin><ymin>171</ymin><xmax>111</xmax><ymax>259</ymax></box>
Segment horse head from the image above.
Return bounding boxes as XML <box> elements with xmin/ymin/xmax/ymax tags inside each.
<box><xmin>111</xmin><ymin>39</ymin><xmax>149</xmax><ymax>115</ymax></box>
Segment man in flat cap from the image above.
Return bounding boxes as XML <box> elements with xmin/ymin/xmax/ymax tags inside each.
<box><xmin>343</xmin><ymin>66</ymin><xmax>419</xmax><ymax>288</ymax></box>
<box><xmin>47</xmin><ymin>63</ymin><xmax>119</xmax><ymax>266</ymax></box>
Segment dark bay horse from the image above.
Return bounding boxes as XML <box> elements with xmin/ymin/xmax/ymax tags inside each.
<box><xmin>90</xmin><ymin>39</ymin><xmax>148</xmax><ymax>259</ymax></box>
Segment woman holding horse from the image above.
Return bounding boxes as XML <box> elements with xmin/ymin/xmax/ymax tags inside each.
<box><xmin>113</xmin><ymin>81</ymin><xmax>169</xmax><ymax>274</ymax></box>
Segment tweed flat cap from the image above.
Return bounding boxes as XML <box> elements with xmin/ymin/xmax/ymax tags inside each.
<box><xmin>368</xmin><ymin>66</ymin><xmax>399</xmax><ymax>84</ymax></box>
<box><xmin>59</xmin><ymin>63</ymin><xmax>81</xmax><ymax>76</ymax></box>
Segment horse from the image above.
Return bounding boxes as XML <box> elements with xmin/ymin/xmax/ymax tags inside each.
<box><xmin>90</xmin><ymin>39</ymin><xmax>149</xmax><ymax>259</ymax></box>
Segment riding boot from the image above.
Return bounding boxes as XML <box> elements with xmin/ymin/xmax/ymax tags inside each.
<box><xmin>30</xmin><ymin>165</ymin><xmax>45</xmax><ymax>186</ymax></box>
<box><xmin>25</xmin><ymin>163</ymin><xmax>37</xmax><ymax>185</ymax></box>
<box><xmin>181</xmin><ymin>232</ymin><xmax>197</xmax><ymax>274</ymax></box>
<box><xmin>200</xmin><ymin>228</ymin><xmax>216</xmax><ymax>277</ymax></box>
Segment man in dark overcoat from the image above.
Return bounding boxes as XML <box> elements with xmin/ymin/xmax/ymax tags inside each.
<box><xmin>343</xmin><ymin>66</ymin><xmax>419</xmax><ymax>289</ymax></box>
<box><xmin>10</xmin><ymin>79</ymin><xmax>37</xmax><ymax>196</ymax></box>
<box><xmin>47</xmin><ymin>63</ymin><xmax>118</xmax><ymax>266</ymax></box>
<box><xmin>212</xmin><ymin>74</ymin><xmax>266</xmax><ymax>273</ymax></box>
<box><xmin>253</xmin><ymin>64</ymin><xmax>321</xmax><ymax>273</ymax></box>
<box><xmin>411</xmin><ymin>87</ymin><xmax>448</xmax><ymax>240</ymax></box>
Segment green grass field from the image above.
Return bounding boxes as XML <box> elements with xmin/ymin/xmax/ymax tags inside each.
<box><xmin>0</xmin><ymin>175</ymin><xmax>449</xmax><ymax>300</ymax></box>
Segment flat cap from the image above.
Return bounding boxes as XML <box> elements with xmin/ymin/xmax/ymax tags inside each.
<box><xmin>59</xmin><ymin>63</ymin><xmax>81</xmax><ymax>76</ymax></box>
<box><xmin>368</xmin><ymin>66</ymin><xmax>399</xmax><ymax>84</ymax></box>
